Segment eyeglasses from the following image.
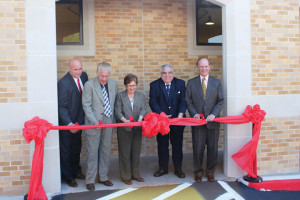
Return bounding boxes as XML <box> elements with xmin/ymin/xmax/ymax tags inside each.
<box><xmin>126</xmin><ymin>84</ymin><xmax>137</xmax><ymax>88</ymax></box>
<box><xmin>161</xmin><ymin>71</ymin><xmax>173</xmax><ymax>75</ymax></box>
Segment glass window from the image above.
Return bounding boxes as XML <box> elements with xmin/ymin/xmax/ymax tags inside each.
<box><xmin>196</xmin><ymin>0</ymin><xmax>222</xmax><ymax>46</ymax></box>
<box><xmin>56</xmin><ymin>0</ymin><xmax>83</xmax><ymax>45</ymax></box>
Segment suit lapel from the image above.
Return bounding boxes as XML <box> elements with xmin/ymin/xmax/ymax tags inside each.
<box><xmin>205</xmin><ymin>77</ymin><xmax>213</xmax><ymax>101</ymax></box>
<box><xmin>67</xmin><ymin>73</ymin><xmax>81</xmax><ymax>96</ymax></box>
<box><xmin>196</xmin><ymin>76</ymin><xmax>205</xmax><ymax>100</ymax></box>
<box><xmin>107</xmin><ymin>79</ymin><xmax>116</xmax><ymax>105</ymax></box>
<box><xmin>169</xmin><ymin>78</ymin><xmax>176</xmax><ymax>100</ymax></box>
<box><xmin>94</xmin><ymin>78</ymin><xmax>104</xmax><ymax>103</ymax></box>
<box><xmin>159</xmin><ymin>79</ymin><xmax>169</xmax><ymax>103</ymax></box>
<box><xmin>123</xmin><ymin>91</ymin><xmax>132</xmax><ymax>111</ymax></box>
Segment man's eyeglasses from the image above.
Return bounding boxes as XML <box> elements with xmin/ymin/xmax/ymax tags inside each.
<box><xmin>162</xmin><ymin>71</ymin><xmax>173</xmax><ymax>75</ymax></box>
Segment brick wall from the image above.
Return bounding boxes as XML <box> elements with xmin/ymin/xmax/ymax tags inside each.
<box><xmin>0</xmin><ymin>0</ymin><xmax>30</xmax><ymax>196</ymax></box>
<box><xmin>257</xmin><ymin>117</ymin><xmax>300</xmax><ymax>174</ymax></box>
<box><xmin>251</xmin><ymin>0</ymin><xmax>300</xmax><ymax>95</ymax></box>
<box><xmin>0</xmin><ymin>1</ymin><xmax>27</xmax><ymax>103</ymax></box>
<box><xmin>57</xmin><ymin>0</ymin><xmax>224</xmax><ymax>160</ymax></box>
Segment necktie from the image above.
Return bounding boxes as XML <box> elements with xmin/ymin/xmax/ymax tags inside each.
<box><xmin>77</xmin><ymin>78</ymin><xmax>82</xmax><ymax>95</ymax></box>
<box><xmin>202</xmin><ymin>78</ymin><xmax>206</xmax><ymax>99</ymax></box>
<box><xmin>166</xmin><ymin>84</ymin><xmax>170</xmax><ymax>97</ymax></box>
<box><xmin>102</xmin><ymin>85</ymin><xmax>112</xmax><ymax>117</ymax></box>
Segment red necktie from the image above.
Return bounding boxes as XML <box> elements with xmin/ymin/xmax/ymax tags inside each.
<box><xmin>77</xmin><ymin>78</ymin><xmax>82</xmax><ymax>95</ymax></box>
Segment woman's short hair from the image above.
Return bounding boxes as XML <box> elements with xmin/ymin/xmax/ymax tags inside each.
<box><xmin>124</xmin><ymin>73</ymin><xmax>138</xmax><ymax>85</ymax></box>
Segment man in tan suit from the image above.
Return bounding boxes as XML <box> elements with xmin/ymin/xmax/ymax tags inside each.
<box><xmin>82</xmin><ymin>62</ymin><xmax>118</xmax><ymax>191</ymax></box>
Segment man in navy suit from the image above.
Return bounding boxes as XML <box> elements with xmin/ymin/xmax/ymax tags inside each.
<box><xmin>186</xmin><ymin>58</ymin><xmax>224</xmax><ymax>182</ymax></box>
<box><xmin>149</xmin><ymin>64</ymin><xmax>186</xmax><ymax>178</ymax></box>
<box><xmin>58</xmin><ymin>58</ymin><xmax>88</xmax><ymax>187</ymax></box>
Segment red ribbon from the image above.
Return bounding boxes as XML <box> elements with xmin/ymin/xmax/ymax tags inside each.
<box><xmin>22</xmin><ymin>117</ymin><xmax>52</xmax><ymax>200</ymax></box>
<box><xmin>22</xmin><ymin>104</ymin><xmax>265</xmax><ymax>199</ymax></box>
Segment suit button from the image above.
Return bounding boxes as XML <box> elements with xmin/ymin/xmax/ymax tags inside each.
<box><xmin>169</xmin><ymin>106</ymin><xmax>171</xmax><ymax>109</ymax></box>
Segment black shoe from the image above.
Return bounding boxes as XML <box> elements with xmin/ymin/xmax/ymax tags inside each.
<box><xmin>74</xmin><ymin>172</ymin><xmax>85</xmax><ymax>180</ymax></box>
<box><xmin>174</xmin><ymin>170</ymin><xmax>185</xmax><ymax>178</ymax></box>
<box><xmin>66</xmin><ymin>179</ymin><xmax>78</xmax><ymax>187</ymax></box>
<box><xmin>98</xmin><ymin>180</ymin><xmax>113</xmax><ymax>186</ymax></box>
<box><xmin>154</xmin><ymin>169</ymin><xmax>168</xmax><ymax>177</ymax></box>
<box><xmin>86</xmin><ymin>183</ymin><xmax>95</xmax><ymax>191</ymax></box>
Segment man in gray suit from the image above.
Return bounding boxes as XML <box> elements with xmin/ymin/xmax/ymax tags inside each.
<box><xmin>186</xmin><ymin>58</ymin><xmax>224</xmax><ymax>183</ymax></box>
<box><xmin>82</xmin><ymin>62</ymin><xmax>118</xmax><ymax>191</ymax></box>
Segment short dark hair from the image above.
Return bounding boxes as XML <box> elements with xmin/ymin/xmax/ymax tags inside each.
<box><xmin>124</xmin><ymin>73</ymin><xmax>138</xmax><ymax>85</ymax></box>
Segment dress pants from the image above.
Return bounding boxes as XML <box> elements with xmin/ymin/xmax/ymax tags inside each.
<box><xmin>85</xmin><ymin>116</ymin><xmax>113</xmax><ymax>184</ymax></box>
<box><xmin>117</xmin><ymin>127</ymin><xmax>142</xmax><ymax>180</ymax></box>
<box><xmin>192</xmin><ymin>125</ymin><xmax>219</xmax><ymax>176</ymax></box>
<box><xmin>59</xmin><ymin>130</ymin><xmax>82</xmax><ymax>181</ymax></box>
<box><xmin>157</xmin><ymin>125</ymin><xmax>184</xmax><ymax>171</ymax></box>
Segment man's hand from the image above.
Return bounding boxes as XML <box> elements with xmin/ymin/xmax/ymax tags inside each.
<box><xmin>178</xmin><ymin>113</ymin><xmax>183</xmax><ymax>119</ymax></box>
<box><xmin>68</xmin><ymin>123</ymin><xmax>77</xmax><ymax>133</ymax></box>
<box><xmin>94</xmin><ymin>122</ymin><xmax>101</xmax><ymax>130</ymax></box>
<box><xmin>206</xmin><ymin>114</ymin><xmax>215</xmax><ymax>122</ymax></box>
<box><xmin>194</xmin><ymin>114</ymin><xmax>201</xmax><ymax>119</ymax></box>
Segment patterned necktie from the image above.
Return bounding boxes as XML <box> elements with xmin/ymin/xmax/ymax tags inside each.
<box><xmin>77</xmin><ymin>78</ymin><xmax>82</xmax><ymax>95</ymax></box>
<box><xmin>102</xmin><ymin>85</ymin><xmax>112</xmax><ymax>117</ymax></box>
<box><xmin>202</xmin><ymin>78</ymin><xmax>206</xmax><ymax>99</ymax></box>
<box><xmin>166</xmin><ymin>84</ymin><xmax>170</xmax><ymax>96</ymax></box>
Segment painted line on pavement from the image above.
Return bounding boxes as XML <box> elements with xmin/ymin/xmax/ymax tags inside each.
<box><xmin>152</xmin><ymin>182</ymin><xmax>192</xmax><ymax>200</ymax></box>
<box><xmin>217</xmin><ymin>181</ymin><xmax>245</xmax><ymax>200</ymax></box>
<box><xmin>96</xmin><ymin>187</ymin><xmax>138</xmax><ymax>200</ymax></box>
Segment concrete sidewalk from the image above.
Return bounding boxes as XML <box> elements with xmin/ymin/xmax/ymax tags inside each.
<box><xmin>2</xmin><ymin>152</ymin><xmax>234</xmax><ymax>200</ymax></box>
<box><xmin>57</xmin><ymin>152</ymin><xmax>235</xmax><ymax>195</ymax></box>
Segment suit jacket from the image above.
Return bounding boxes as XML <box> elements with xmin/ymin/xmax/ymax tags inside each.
<box><xmin>186</xmin><ymin>75</ymin><xmax>224</xmax><ymax>129</ymax></box>
<box><xmin>149</xmin><ymin>77</ymin><xmax>186</xmax><ymax>118</ymax></box>
<box><xmin>82</xmin><ymin>78</ymin><xmax>118</xmax><ymax>135</ymax></box>
<box><xmin>115</xmin><ymin>90</ymin><xmax>147</xmax><ymax>132</ymax></box>
<box><xmin>58</xmin><ymin>72</ymin><xmax>88</xmax><ymax>126</ymax></box>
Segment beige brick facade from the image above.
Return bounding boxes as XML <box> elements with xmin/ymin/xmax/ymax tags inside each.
<box><xmin>0</xmin><ymin>0</ymin><xmax>27</xmax><ymax>104</ymax></box>
<box><xmin>0</xmin><ymin>0</ymin><xmax>299</xmax><ymax>196</ymax></box>
<box><xmin>251</xmin><ymin>0</ymin><xmax>300</xmax><ymax>95</ymax></box>
<box><xmin>257</xmin><ymin>116</ymin><xmax>300</xmax><ymax>174</ymax></box>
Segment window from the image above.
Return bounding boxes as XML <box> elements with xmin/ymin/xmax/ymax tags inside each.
<box><xmin>196</xmin><ymin>0</ymin><xmax>222</xmax><ymax>46</ymax></box>
<box><xmin>56</xmin><ymin>0</ymin><xmax>83</xmax><ymax>45</ymax></box>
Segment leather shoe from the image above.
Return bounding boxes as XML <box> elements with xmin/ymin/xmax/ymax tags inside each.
<box><xmin>174</xmin><ymin>170</ymin><xmax>185</xmax><ymax>178</ymax></box>
<box><xmin>123</xmin><ymin>179</ymin><xmax>132</xmax><ymax>185</ymax></box>
<box><xmin>207</xmin><ymin>174</ymin><xmax>215</xmax><ymax>182</ymax></box>
<box><xmin>74</xmin><ymin>172</ymin><xmax>85</xmax><ymax>180</ymax></box>
<box><xmin>195</xmin><ymin>175</ymin><xmax>202</xmax><ymax>182</ymax></box>
<box><xmin>86</xmin><ymin>183</ymin><xmax>95</xmax><ymax>191</ymax></box>
<box><xmin>66</xmin><ymin>179</ymin><xmax>78</xmax><ymax>187</ymax></box>
<box><xmin>154</xmin><ymin>169</ymin><xmax>168</xmax><ymax>177</ymax></box>
<box><xmin>98</xmin><ymin>180</ymin><xmax>113</xmax><ymax>186</ymax></box>
<box><xmin>132</xmin><ymin>177</ymin><xmax>145</xmax><ymax>182</ymax></box>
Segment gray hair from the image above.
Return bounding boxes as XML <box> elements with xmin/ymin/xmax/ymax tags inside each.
<box><xmin>97</xmin><ymin>62</ymin><xmax>112</xmax><ymax>74</ymax></box>
<box><xmin>160</xmin><ymin>64</ymin><xmax>174</xmax><ymax>73</ymax></box>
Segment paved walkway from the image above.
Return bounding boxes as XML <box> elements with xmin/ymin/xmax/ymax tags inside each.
<box><xmin>3</xmin><ymin>153</ymin><xmax>300</xmax><ymax>200</ymax></box>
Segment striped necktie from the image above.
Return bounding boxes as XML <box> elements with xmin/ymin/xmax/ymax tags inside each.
<box><xmin>102</xmin><ymin>85</ymin><xmax>112</xmax><ymax>117</ymax></box>
<box><xmin>166</xmin><ymin>84</ymin><xmax>170</xmax><ymax>96</ymax></box>
<box><xmin>202</xmin><ymin>78</ymin><xmax>206</xmax><ymax>99</ymax></box>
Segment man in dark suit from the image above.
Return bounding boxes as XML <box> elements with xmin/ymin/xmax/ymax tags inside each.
<box><xmin>58</xmin><ymin>58</ymin><xmax>88</xmax><ymax>187</ymax></box>
<box><xmin>186</xmin><ymin>58</ymin><xmax>224</xmax><ymax>182</ymax></box>
<box><xmin>149</xmin><ymin>64</ymin><xmax>186</xmax><ymax>178</ymax></box>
